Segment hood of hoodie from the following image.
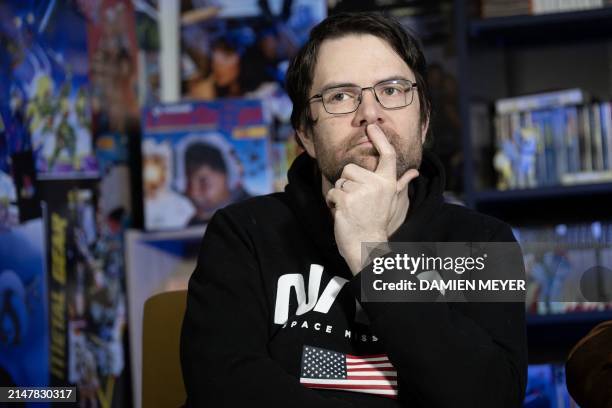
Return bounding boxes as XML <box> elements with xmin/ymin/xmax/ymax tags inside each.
<box><xmin>284</xmin><ymin>149</ymin><xmax>446</xmax><ymax>263</ymax></box>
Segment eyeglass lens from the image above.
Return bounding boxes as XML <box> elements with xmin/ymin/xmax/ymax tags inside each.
<box><xmin>321</xmin><ymin>81</ymin><xmax>415</xmax><ymax>114</ymax></box>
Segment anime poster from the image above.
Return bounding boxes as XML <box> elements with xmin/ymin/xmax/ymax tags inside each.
<box><xmin>82</xmin><ymin>0</ymin><xmax>139</xmax><ymax>135</ymax></box>
<box><xmin>41</xmin><ymin>179</ymin><xmax>128</xmax><ymax>407</ymax></box>
<box><xmin>0</xmin><ymin>219</ymin><xmax>49</xmax><ymax>400</ymax></box>
<box><xmin>180</xmin><ymin>0</ymin><xmax>326</xmax><ymax>139</ymax></box>
<box><xmin>80</xmin><ymin>0</ymin><xmax>136</xmax><ymax>254</ymax></box>
<box><xmin>0</xmin><ymin>1</ymin><xmax>97</xmax><ymax>178</ymax></box>
<box><xmin>142</xmin><ymin>99</ymin><xmax>273</xmax><ymax>230</ymax></box>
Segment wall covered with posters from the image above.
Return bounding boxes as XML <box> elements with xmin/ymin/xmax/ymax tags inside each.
<box><xmin>180</xmin><ymin>0</ymin><xmax>326</xmax><ymax>189</ymax></box>
<box><xmin>0</xmin><ymin>0</ymin><xmax>137</xmax><ymax>406</ymax></box>
<box><xmin>0</xmin><ymin>0</ymin><xmax>318</xmax><ymax>406</ymax></box>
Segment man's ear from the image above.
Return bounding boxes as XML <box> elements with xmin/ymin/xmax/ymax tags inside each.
<box><xmin>420</xmin><ymin>114</ymin><xmax>430</xmax><ymax>145</ymax></box>
<box><xmin>297</xmin><ymin>127</ymin><xmax>317</xmax><ymax>158</ymax></box>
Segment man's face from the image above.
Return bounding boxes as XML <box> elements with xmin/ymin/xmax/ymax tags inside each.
<box><xmin>186</xmin><ymin>165</ymin><xmax>231</xmax><ymax>212</ymax></box>
<box><xmin>300</xmin><ymin>34</ymin><xmax>428</xmax><ymax>184</ymax></box>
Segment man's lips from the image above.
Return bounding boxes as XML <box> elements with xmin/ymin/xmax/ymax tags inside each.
<box><xmin>354</xmin><ymin>137</ymin><xmax>373</xmax><ymax>147</ymax></box>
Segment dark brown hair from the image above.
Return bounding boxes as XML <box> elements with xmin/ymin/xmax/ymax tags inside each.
<box><xmin>285</xmin><ymin>12</ymin><xmax>432</xmax><ymax>145</ymax></box>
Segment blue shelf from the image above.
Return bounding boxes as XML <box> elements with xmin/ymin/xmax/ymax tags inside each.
<box><xmin>526</xmin><ymin>310</ymin><xmax>612</xmax><ymax>363</ymax></box>
<box><xmin>473</xmin><ymin>182</ymin><xmax>612</xmax><ymax>204</ymax></box>
<box><xmin>471</xmin><ymin>7</ymin><xmax>612</xmax><ymax>35</ymax></box>
<box><xmin>469</xmin><ymin>7</ymin><xmax>612</xmax><ymax>45</ymax></box>
<box><xmin>527</xmin><ymin>310</ymin><xmax>612</xmax><ymax>326</ymax></box>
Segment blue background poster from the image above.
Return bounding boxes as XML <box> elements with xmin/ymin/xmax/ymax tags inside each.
<box><xmin>0</xmin><ymin>219</ymin><xmax>49</xmax><ymax>394</ymax></box>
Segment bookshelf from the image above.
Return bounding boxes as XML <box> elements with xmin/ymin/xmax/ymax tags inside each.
<box><xmin>527</xmin><ymin>310</ymin><xmax>612</xmax><ymax>325</ymax></box>
<box><xmin>473</xmin><ymin>182</ymin><xmax>612</xmax><ymax>223</ymax></box>
<box><xmin>455</xmin><ymin>0</ymin><xmax>612</xmax><ymax>209</ymax></box>
<box><xmin>474</xmin><ymin>182</ymin><xmax>612</xmax><ymax>203</ymax></box>
<box><xmin>453</xmin><ymin>0</ymin><xmax>612</xmax><ymax>363</ymax></box>
<box><xmin>470</xmin><ymin>7</ymin><xmax>612</xmax><ymax>43</ymax></box>
<box><xmin>527</xmin><ymin>310</ymin><xmax>612</xmax><ymax>363</ymax></box>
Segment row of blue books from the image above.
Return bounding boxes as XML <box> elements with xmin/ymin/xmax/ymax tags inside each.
<box><xmin>493</xmin><ymin>100</ymin><xmax>612</xmax><ymax>190</ymax></box>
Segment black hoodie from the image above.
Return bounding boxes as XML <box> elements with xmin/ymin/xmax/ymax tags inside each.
<box><xmin>181</xmin><ymin>151</ymin><xmax>527</xmax><ymax>408</ymax></box>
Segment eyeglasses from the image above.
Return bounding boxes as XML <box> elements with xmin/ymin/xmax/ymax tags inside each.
<box><xmin>308</xmin><ymin>79</ymin><xmax>417</xmax><ymax>115</ymax></box>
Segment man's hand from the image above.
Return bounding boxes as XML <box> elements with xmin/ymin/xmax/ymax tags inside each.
<box><xmin>325</xmin><ymin>124</ymin><xmax>419</xmax><ymax>275</ymax></box>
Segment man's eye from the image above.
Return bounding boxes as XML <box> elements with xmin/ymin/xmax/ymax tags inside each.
<box><xmin>325</xmin><ymin>90</ymin><xmax>356</xmax><ymax>104</ymax></box>
<box><xmin>382</xmin><ymin>87</ymin><xmax>401</xmax><ymax>96</ymax></box>
<box><xmin>331</xmin><ymin>92</ymin><xmax>349</xmax><ymax>102</ymax></box>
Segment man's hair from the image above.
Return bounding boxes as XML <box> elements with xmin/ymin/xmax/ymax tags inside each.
<box><xmin>285</xmin><ymin>12</ymin><xmax>432</xmax><ymax>146</ymax></box>
<box><xmin>185</xmin><ymin>143</ymin><xmax>226</xmax><ymax>178</ymax></box>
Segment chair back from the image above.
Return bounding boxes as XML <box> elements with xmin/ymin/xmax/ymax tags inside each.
<box><xmin>142</xmin><ymin>290</ymin><xmax>188</xmax><ymax>408</ymax></box>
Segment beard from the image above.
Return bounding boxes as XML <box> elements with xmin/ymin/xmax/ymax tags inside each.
<box><xmin>313</xmin><ymin>124</ymin><xmax>423</xmax><ymax>185</ymax></box>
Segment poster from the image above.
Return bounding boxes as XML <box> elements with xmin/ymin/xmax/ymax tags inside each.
<box><xmin>41</xmin><ymin>179</ymin><xmax>128</xmax><ymax>407</ymax></box>
<box><xmin>0</xmin><ymin>1</ymin><xmax>97</xmax><ymax>178</ymax></box>
<box><xmin>83</xmin><ymin>0</ymin><xmax>139</xmax><ymax>135</ymax></box>
<box><xmin>0</xmin><ymin>219</ymin><xmax>48</xmax><ymax>398</ymax></box>
<box><xmin>180</xmin><ymin>0</ymin><xmax>325</xmax><ymax>140</ymax></box>
<box><xmin>142</xmin><ymin>99</ymin><xmax>273</xmax><ymax>230</ymax></box>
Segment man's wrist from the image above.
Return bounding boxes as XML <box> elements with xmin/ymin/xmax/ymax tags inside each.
<box><xmin>345</xmin><ymin>234</ymin><xmax>389</xmax><ymax>275</ymax></box>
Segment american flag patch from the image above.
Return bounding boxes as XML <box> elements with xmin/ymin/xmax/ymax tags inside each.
<box><xmin>299</xmin><ymin>345</ymin><xmax>398</xmax><ymax>398</ymax></box>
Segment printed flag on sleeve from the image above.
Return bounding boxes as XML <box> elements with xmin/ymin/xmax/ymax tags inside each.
<box><xmin>299</xmin><ymin>345</ymin><xmax>398</xmax><ymax>398</ymax></box>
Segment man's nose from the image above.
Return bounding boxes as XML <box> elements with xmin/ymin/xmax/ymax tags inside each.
<box><xmin>353</xmin><ymin>88</ymin><xmax>383</xmax><ymax>126</ymax></box>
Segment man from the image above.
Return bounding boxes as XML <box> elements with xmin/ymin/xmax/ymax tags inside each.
<box><xmin>181</xmin><ymin>12</ymin><xmax>527</xmax><ymax>407</ymax></box>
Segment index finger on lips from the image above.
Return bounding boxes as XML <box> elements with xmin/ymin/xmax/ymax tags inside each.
<box><xmin>367</xmin><ymin>124</ymin><xmax>396</xmax><ymax>179</ymax></box>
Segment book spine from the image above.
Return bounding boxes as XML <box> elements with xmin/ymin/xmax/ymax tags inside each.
<box><xmin>511</xmin><ymin>112</ymin><xmax>522</xmax><ymax>188</ymax></box>
<box><xmin>591</xmin><ymin>103</ymin><xmax>604</xmax><ymax>171</ymax></box>
<box><xmin>552</xmin><ymin>107</ymin><xmax>567</xmax><ymax>181</ymax></box>
<box><xmin>531</xmin><ymin>111</ymin><xmax>547</xmax><ymax>186</ymax></box>
<box><xmin>564</xmin><ymin>106</ymin><xmax>581</xmax><ymax>173</ymax></box>
<box><xmin>579</xmin><ymin>105</ymin><xmax>593</xmax><ymax>171</ymax></box>
<box><xmin>544</xmin><ymin>110</ymin><xmax>557</xmax><ymax>185</ymax></box>
<box><xmin>601</xmin><ymin>102</ymin><xmax>612</xmax><ymax>170</ymax></box>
